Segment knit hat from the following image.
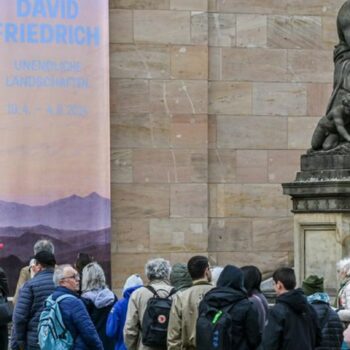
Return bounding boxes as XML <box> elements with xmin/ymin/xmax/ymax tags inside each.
<box><xmin>34</xmin><ymin>251</ymin><xmax>56</xmax><ymax>267</ymax></box>
<box><xmin>123</xmin><ymin>274</ymin><xmax>143</xmax><ymax>292</ymax></box>
<box><xmin>302</xmin><ymin>275</ymin><xmax>324</xmax><ymax>296</ymax></box>
<box><xmin>170</xmin><ymin>263</ymin><xmax>192</xmax><ymax>292</ymax></box>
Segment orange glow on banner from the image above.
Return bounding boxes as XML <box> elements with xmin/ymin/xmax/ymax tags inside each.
<box><xmin>0</xmin><ymin>0</ymin><xmax>110</xmax><ymax>293</ymax></box>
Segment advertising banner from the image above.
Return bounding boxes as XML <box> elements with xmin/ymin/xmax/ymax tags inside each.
<box><xmin>0</xmin><ymin>0</ymin><xmax>110</xmax><ymax>293</ymax></box>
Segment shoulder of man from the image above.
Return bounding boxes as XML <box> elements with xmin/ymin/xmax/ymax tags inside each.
<box><xmin>59</xmin><ymin>294</ymin><xmax>86</xmax><ymax>313</ymax></box>
<box><xmin>145</xmin><ymin>281</ymin><xmax>173</xmax><ymax>295</ymax></box>
<box><xmin>269</xmin><ymin>301</ymin><xmax>289</xmax><ymax>319</ymax></box>
<box><xmin>177</xmin><ymin>282</ymin><xmax>212</xmax><ymax>302</ymax></box>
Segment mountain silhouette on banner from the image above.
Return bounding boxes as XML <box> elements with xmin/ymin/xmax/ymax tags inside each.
<box><xmin>0</xmin><ymin>192</ymin><xmax>110</xmax><ymax>230</ymax></box>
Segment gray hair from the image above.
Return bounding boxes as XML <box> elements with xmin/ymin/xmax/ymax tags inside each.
<box><xmin>145</xmin><ymin>258</ymin><xmax>171</xmax><ymax>281</ymax></box>
<box><xmin>81</xmin><ymin>262</ymin><xmax>106</xmax><ymax>292</ymax></box>
<box><xmin>337</xmin><ymin>257</ymin><xmax>350</xmax><ymax>276</ymax></box>
<box><xmin>34</xmin><ymin>239</ymin><xmax>55</xmax><ymax>255</ymax></box>
<box><xmin>53</xmin><ymin>264</ymin><xmax>72</xmax><ymax>287</ymax></box>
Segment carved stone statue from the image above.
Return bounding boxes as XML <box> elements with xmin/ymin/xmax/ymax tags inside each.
<box><xmin>311</xmin><ymin>93</ymin><xmax>350</xmax><ymax>150</ymax></box>
<box><xmin>311</xmin><ymin>0</ymin><xmax>350</xmax><ymax>152</ymax></box>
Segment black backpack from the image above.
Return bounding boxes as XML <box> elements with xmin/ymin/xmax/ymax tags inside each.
<box><xmin>196</xmin><ymin>299</ymin><xmax>235</xmax><ymax>350</ymax></box>
<box><xmin>141</xmin><ymin>285</ymin><xmax>176</xmax><ymax>348</ymax></box>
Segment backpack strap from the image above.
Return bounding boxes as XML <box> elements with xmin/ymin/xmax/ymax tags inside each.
<box><xmin>55</xmin><ymin>294</ymin><xmax>77</xmax><ymax>303</ymax></box>
<box><xmin>168</xmin><ymin>288</ymin><xmax>177</xmax><ymax>297</ymax></box>
<box><xmin>145</xmin><ymin>285</ymin><xmax>175</xmax><ymax>298</ymax></box>
<box><xmin>145</xmin><ymin>285</ymin><xmax>160</xmax><ymax>297</ymax></box>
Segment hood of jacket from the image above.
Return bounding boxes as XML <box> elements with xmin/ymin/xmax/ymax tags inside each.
<box><xmin>82</xmin><ymin>287</ymin><xmax>115</xmax><ymax>308</ymax></box>
<box><xmin>205</xmin><ymin>266</ymin><xmax>248</xmax><ymax>308</ymax></box>
<box><xmin>276</xmin><ymin>288</ymin><xmax>309</xmax><ymax>314</ymax></box>
<box><xmin>203</xmin><ymin>286</ymin><xmax>247</xmax><ymax>308</ymax></box>
<box><xmin>123</xmin><ymin>285</ymin><xmax>142</xmax><ymax>299</ymax></box>
<box><xmin>307</xmin><ymin>292</ymin><xmax>330</xmax><ymax>305</ymax></box>
<box><xmin>170</xmin><ymin>263</ymin><xmax>192</xmax><ymax>292</ymax></box>
<box><xmin>217</xmin><ymin>265</ymin><xmax>246</xmax><ymax>292</ymax></box>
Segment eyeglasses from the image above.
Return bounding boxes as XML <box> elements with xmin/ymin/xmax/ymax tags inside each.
<box><xmin>62</xmin><ymin>274</ymin><xmax>80</xmax><ymax>281</ymax></box>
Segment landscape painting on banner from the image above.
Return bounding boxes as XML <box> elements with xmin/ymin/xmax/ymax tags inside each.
<box><xmin>0</xmin><ymin>0</ymin><xmax>110</xmax><ymax>293</ymax></box>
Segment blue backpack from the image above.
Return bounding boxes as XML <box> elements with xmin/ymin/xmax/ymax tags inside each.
<box><xmin>38</xmin><ymin>294</ymin><xmax>75</xmax><ymax>350</ymax></box>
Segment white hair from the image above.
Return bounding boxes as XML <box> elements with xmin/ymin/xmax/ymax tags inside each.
<box><xmin>34</xmin><ymin>239</ymin><xmax>55</xmax><ymax>254</ymax></box>
<box><xmin>81</xmin><ymin>262</ymin><xmax>106</xmax><ymax>292</ymax></box>
<box><xmin>337</xmin><ymin>257</ymin><xmax>350</xmax><ymax>276</ymax></box>
<box><xmin>145</xmin><ymin>258</ymin><xmax>171</xmax><ymax>281</ymax></box>
<box><xmin>211</xmin><ymin>266</ymin><xmax>224</xmax><ymax>286</ymax></box>
<box><xmin>53</xmin><ymin>264</ymin><xmax>72</xmax><ymax>287</ymax></box>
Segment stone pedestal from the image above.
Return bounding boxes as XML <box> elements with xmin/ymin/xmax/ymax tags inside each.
<box><xmin>283</xmin><ymin>153</ymin><xmax>350</xmax><ymax>293</ymax></box>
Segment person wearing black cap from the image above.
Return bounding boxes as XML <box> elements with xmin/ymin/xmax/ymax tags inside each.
<box><xmin>13</xmin><ymin>251</ymin><xmax>56</xmax><ymax>350</ymax></box>
<box><xmin>13</xmin><ymin>239</ymin><xmax>55</xmax><ymax>305</ymax></box>
<box><xmin>302</xmin><ymin>275</ymin><xmax>343</xmax><ymax>350</ymax></box>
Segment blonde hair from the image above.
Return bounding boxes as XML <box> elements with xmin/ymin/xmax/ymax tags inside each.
<box><xmin>81</xmin><ymin>262</ymin><xmax>106</xmax><ymax>292</ymax></box>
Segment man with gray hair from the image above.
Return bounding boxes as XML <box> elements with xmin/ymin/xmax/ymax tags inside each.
<box><xmin>124</xmin><ymin>258</ymin><xmax>173</xmax><ymax>350</ymax></box>
<box><xmin>13</xmin><ymin>251</ymin><xmax>56</xmax><ymax>350</ymax></box>
<box><xmin>13</xmin><ymin>239</ymin><xmax>55</xmax><ymax>304</ymax></box>
<box><xmin>47</xmin><ymin>264</ymin><xmax>104</xmax><ymax>349</ymax></box>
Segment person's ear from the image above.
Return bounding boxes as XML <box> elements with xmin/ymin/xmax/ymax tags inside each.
<box><xmin>35</xmin><ymin>263</ymin><xmax>43</xmax><ymax>272</ymax></box>
<box><xmin>276</xmin><ymin>281</ymin><xmax>283</xmax><ymax>291</ymax></box>
<box><xmin>205</xmin><ymin>267</ymin><xmax>211</xmax><ymax>281</ymax></box>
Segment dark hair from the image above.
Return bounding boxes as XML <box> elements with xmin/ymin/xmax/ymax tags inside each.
<box><xmin>187</xmin><ymin>256</ymin><xmax>209</xmax><ymax>280</ymax></box>
<box><xmin>241</xmin><ymin>265</ymin><xmax>262</xmax><ymax>296</ymax></box>
<box><xmin>273</xmin><ymin>267</ymin><xmax>296</xmax><ymax>290</ymax></box>
<box><xmin>75</xmin><ymin>252</ymin><xmax>94</xmax><ymax>274</ymax></box>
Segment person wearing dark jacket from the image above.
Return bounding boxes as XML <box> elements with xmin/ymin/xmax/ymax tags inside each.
<box><xmin>13</xmin><ymin>251</ymin><xmax>56</xmax><ymax>350</ymax></box>
<box><xmin>241</xmin><ymin>265</ymin><xmax>269</xmax><ymax>333</ymax></box>
<box><xmin>198</xmin><ymin>264</ymin><xmax>261</xmax><ymax>350</ymax></box>
<box><xmin>263</xmin><ymin>267</ymin><xmax>321</xmax><ymax>350</ymax></box>
<box><xmin>106</xmin><ymin>274</ymin><xmax>143</xmax><ymax>350</ymax></box>
<box><xmin>302</xmin><ymin>275</ymin><xmax>343</xmax><ymax>350</ymax></box>
<box><xmin>51</xmin><ymin>264</ymin><xmax>103</xmax><ymax>350</ymax></box>
<box><xmin>81</xmin><ymin>262</ymin><xmax>117</xmax><ymax>350</ymax></box>
<box><xmin>0</xmin><ymin>267</ymin><xmax>9</xmax><ymax>350</ymax></box>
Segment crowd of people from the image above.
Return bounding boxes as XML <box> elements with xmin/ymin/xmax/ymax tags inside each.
<box><xmin>1</xmin><ymin>240</ymin><xmax>350</xmax><ymax>349</ymax></box>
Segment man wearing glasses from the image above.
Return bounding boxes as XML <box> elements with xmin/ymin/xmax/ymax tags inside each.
<box><xmin>49</xmin><ymin>264</ymin><xmax>103</xmax><ymax>350</ymax></box>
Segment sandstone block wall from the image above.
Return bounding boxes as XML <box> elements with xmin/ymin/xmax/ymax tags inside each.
<box><xmin>109</xmin><ymin>0</ymin><xmax>341</xmax><ymax>288</ymax></box>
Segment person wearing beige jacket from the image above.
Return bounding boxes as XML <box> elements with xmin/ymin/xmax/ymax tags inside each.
<box><xmin>167</xmin><ymin>256</ymin><xmax>213</xmax><ymax>350</ymax></box>
<box><xmin>124</xmin><ymin>258</ymin><xmax>173</xmax><ymax>350</ymax></box>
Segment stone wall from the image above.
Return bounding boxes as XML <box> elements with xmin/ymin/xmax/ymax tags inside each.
<box><xmin>109</xmin><ymin>0</ymin><xmax>342</xmax><ymax>289</ymax></box>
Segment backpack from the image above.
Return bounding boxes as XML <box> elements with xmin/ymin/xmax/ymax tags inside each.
<box><xmin>141</xmin><ymin>285</ymin><xmax>176</xmax><ymax>348</ymax></box>
<box><xmin>38</xmin><ymin>294</ymin><xmax>76</xmax><ymax>350</ymax></box>
<box><xmin>196</xmin><ymin>299</ymin><xmax>235</xmax><ymax>350</ymax></box>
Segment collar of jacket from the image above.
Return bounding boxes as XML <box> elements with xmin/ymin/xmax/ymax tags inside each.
<box><xmin>33</xmin><ymin>267</ymin><xmax>55</xmax><ymax>278</ymax></box>
<box><xmin>192</xmin><ymin>279</ymin><xmax>211</xmax><ymax>286</ymax></box>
